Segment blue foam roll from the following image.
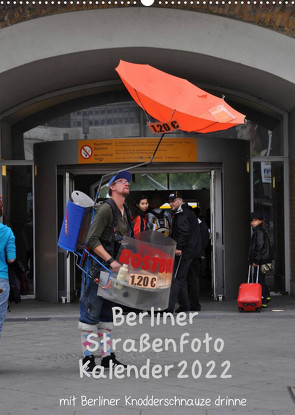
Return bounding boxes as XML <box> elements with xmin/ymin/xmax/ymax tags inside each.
<box><xmin>58</xmin><ymin>200</ymin><xmax>86</xmax><ymax>252</ymax></box>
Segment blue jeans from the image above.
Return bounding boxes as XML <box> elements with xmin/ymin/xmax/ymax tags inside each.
<box><xmin>0</xmin><ymin>278</ymin><xmax>10</xmax><ymax>338</ymax></box>
<box><xmin>79</xmin><ymin>259</ymin><xmax>114</xmax><ymax>325</ymax></box>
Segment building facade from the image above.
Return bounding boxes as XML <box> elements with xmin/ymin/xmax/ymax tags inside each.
<box><xmin>0</xmin><ymin>4</ymin><xmax>294</xmax><ymax>302</ymax></box>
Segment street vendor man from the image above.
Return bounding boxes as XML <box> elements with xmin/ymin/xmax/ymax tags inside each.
<box><xmin>78</xmin><ymin>171</ymin><xmax>133</xmax><ymax>372</ymax></box>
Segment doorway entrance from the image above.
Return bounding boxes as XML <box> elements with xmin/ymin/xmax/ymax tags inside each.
<box><xmin>0</xmin><ymin>162</ymin><xmax>35</xmax><ymax>298</ymax></box>
<box><xmin>57</xmin><ymin>167</ymin><xmax>224</xmax><ymax>303</ymax></box>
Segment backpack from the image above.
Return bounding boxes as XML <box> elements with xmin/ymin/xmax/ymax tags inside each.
<box><xmin>147</xmin><ymin>209</ymin><xmax>170</xmax><ymax>237</ymax></box>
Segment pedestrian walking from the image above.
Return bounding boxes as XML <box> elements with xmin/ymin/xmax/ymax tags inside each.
<box><xmin>248</xmin><ymin>211</ymin><xmax>272</xmax><ymax>308</ymax></box>
<box><xmin>166</xmin><ymin>191</ymin><xmax>202</xmax><ymax>313</ymax></box>
<box><xmin>0</xmin><ymin>200</ymin><xmax>16</xmax><ymax>339</ymax></box>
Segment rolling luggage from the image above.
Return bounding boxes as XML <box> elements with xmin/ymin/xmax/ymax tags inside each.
<box><xmin>237</xmin><ymin>265</ymin><xmax>262</xmax><ymax>312</ymax></box>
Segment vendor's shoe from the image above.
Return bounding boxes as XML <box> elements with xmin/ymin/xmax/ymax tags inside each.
<box><xmin>261</xmin><ymin>302</ymin><xmax>268</xmax><ymax>308</ymax></box>
<box><xmin>101</xmin><ymin>353</ymin><xmax>127</xmax><ymax>370</ymax></box>
<box><xmin>82</xmin><ymin>354</ymin><xmax>96</xmax><ymax>372</ymax></box>
<box><xmin>266</xmin><ymin>296</ymin><xmax>271</xmax><ymax>303</ymax></box>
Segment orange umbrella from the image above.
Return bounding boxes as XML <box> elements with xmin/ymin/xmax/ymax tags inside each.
<box><xmin>116</xmin><ymin>60</ymin><xmax>245</xmax><ymax>134</ymax></box>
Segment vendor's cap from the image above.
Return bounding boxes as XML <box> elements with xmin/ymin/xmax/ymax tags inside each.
<box><xmin>108</xmin><ymin>171</ymin><xmax>131</xmax><ymax>186</ymax></box>
<box><xmin>250</xmin><ymin>211</ymin><xmax>264</xmax><ymax>221</ymax></box>
<box><xmin>168</xmin><ymin>191</ymin><xmax>183</xmax><ymax>202</ymax></box>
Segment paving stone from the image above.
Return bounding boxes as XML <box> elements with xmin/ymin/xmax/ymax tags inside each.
<box><xmin>1</xmin><ymin>298</ymin><xmax>295</xmax><ymax>414</ymax></box>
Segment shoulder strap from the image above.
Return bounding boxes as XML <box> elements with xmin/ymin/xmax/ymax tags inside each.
<box><xmin>104</xmin><ymin>199</ymin><xmax>118</xmax><ymax>233</ymax></box>
<box><xmin>104</xmin><ymin>199</ymin><xmax>134</xmax><ymax>237</ymax></box>
<box><xmin>123</xmin><ymin>204</ymin><xmax>134</xmax><ymax>237</ymax></box>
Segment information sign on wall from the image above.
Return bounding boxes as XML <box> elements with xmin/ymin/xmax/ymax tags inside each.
<box><xmin>78</xmin><ymin>138</ymin><xmax>197</xmax><ymax>164</ymax></box>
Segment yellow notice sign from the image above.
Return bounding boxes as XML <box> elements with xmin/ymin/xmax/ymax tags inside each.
<box><xmin>78</xmin><ymin>138</ymin><xmax>197</xmax><ymax>164</ymax></box>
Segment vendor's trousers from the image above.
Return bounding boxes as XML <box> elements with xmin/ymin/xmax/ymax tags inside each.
<box><xmin>79</xmin><ymin>276</ymin><xmax>114</xmax><ymax>325</ymax></box>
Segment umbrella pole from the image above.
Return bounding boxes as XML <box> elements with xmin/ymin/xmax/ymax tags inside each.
<box><xmin>94</xmin><ymin>133</ymin><xmax>166</xmax><ymax>203</ymax></box>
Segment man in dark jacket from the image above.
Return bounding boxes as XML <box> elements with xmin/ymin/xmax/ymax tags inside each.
<box><xmin>248</xmin><ymin>211</ymin><xmax>272</xmax><ymax>307</ymax></box>
<box><xmin>167</xmin><ymin>191</ymin><xmax>203</xmax><ymax>313</ymax></box>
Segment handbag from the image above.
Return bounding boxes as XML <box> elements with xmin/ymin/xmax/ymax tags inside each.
<box><xmin>260</xmin><ymin>263</ymin><xmax>272</xmax><ymax>274</ymax></box>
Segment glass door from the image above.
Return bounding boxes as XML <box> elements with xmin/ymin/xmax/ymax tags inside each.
<box><xmin>252</xmin><ymin>160</ymin><xmax>286</xmax><ymax>293</ymax></box>
<box><xmin>210</xmin><ymin>170</ymin><xmax>224</xmax><ymax>300</ymax></box>
<box><xmin>57</xmin><ymin>172</ymin><xmax>75</xmax><ymax>303</ymax></box>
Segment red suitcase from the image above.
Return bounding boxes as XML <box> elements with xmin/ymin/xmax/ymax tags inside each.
<box><xmin>237</xmin><ymin>266</ymin><xmax>262</xmax><ymax>312</ymax></box>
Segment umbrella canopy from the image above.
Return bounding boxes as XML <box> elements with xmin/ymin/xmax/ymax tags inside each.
<box><xmin>116</xmin><ymin>60</ymin><xmax>245</xmax><ymax>134</ymax></box>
